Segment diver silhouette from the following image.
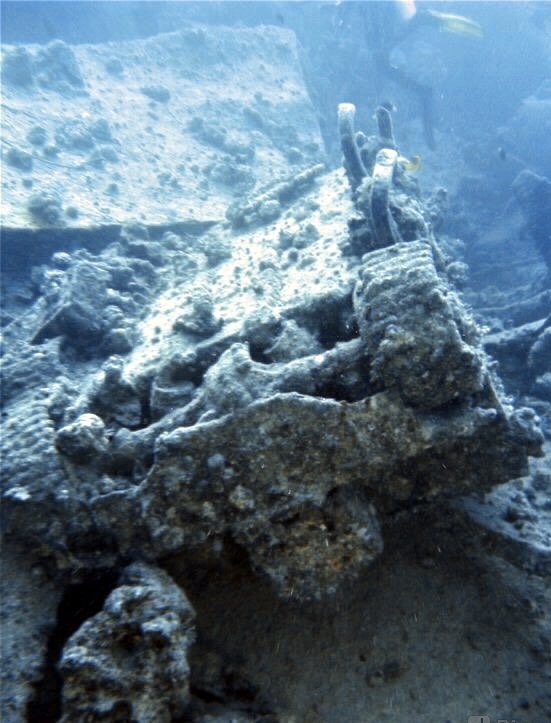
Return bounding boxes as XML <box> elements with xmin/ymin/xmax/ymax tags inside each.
<box><xmin>341</xmin><ymin>1</ymin><xmax>483</xmax><ymax>150</ymax></box>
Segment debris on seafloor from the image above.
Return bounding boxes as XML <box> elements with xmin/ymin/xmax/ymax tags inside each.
<box><xmin>1</xmin><ymin>26</ymin><xmax>549</xmax><ymax>723</ymax></box>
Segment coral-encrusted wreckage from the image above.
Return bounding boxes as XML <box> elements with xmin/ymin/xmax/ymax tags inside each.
<box><xmin>1</xmin><ymin>23</ymin><xmax>550</xmax><ymax>723</ymax></box>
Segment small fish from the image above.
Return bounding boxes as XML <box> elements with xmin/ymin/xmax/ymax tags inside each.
<box><xmin>398</xmin><ymin>154</ymin><xmax>422</xmax><ymax>172</ymax></box>
<box><xmin>497</xmin><ymin>147</ymin><xmax>526</xmax><ymax>168</ymax></box>
<box><xmin>428</xmin><ymin>10</ymin><xmax>484</xmax><ymax>38</ymax></box>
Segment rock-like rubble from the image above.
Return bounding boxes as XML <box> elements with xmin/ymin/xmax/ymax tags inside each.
<box><xmin>59</xmin><ymin>563</ymin><xmax>195</xmax><ymax>723</ymax></box>
<box><xmin>1</xmin><ymin>21</ymin><xmax>550</xmax><ymax>723</ymax></box>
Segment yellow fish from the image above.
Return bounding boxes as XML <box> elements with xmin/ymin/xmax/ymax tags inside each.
<box><xmin>428</xmin><ymin>10</ymin><xmax>484</xmax><ymax>38</ymax></box>
<box><xmin>398</xmin><ymin>154</ymin><xmax>422</xmax><ymax>172</ymax></box>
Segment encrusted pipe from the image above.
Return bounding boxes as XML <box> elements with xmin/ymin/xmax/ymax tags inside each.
<box><xmin>338</xmin><ymin>102</ymin><xmax>367</xmax><ymax>189</ymax></box>
<box><xmin>375</xmin><ymin>106</ymin><xmax>396</xmax><ymax>148</ymax></box>
<box><xmin>370</xmin><ymin>148</ymin><xmax>403</xmax><ymax>247</ymax></box>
